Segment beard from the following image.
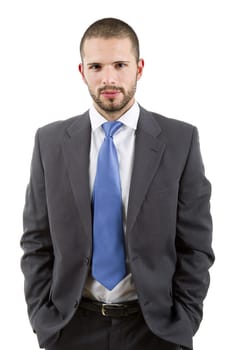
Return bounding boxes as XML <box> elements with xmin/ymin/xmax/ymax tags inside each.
<box><xmin>88</xmin><ymin>83</ymin><xmax>137</xmax><ymax>113</ymax></box>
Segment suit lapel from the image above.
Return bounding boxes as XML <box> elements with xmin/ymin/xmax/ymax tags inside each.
<box><xmin>62</xmin><ymin>112</ymin><xmax>92</xmax><ymax>241</ymax></box>
<box><xmin>61</xmin><ymin>108</ymin><xmax>166</xmax><ymax>240</ymax></box>
<box><xmin>126</xmin><ymin>108</ymin><xmax>166</xmax><ymax>235</ymax></box>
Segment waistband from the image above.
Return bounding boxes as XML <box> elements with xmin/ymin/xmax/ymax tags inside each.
<box><xmin>79</xmin><ymin>298</ymin><xmax>140</xmax><ymax>318</ymax></box>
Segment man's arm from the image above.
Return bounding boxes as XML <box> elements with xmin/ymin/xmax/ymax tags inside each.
<box><xmin>20</xmin><ymin>129</ymin><xmax>54</xmax><ymax>327</ymax></box>
<box><xmin>173</xmin><ymin>126</ymin><xmax>214</xmax><ymax>334</ymax></box>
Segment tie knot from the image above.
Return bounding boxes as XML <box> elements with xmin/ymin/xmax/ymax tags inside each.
<box><xmin>102</xmin><ymin>121</ymin><xmax>123</xmax><ymax>138</ymax></box>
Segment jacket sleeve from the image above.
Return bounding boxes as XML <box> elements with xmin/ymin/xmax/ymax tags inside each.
<box><xmin>173</xmin><ymin>126</ymin><xmax>214</xmax><ymax>334</ymax></box>
<box><xmin>20</xmin><ymin>129</ymin><xmax>54</xmax><ymax>327</ymax></box>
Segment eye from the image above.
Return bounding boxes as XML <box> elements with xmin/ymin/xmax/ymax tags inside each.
<box><xmin>115</xmin><ymin>62</ymin><xmax>127</xmax><ymax>69</ymax></box>
<box><xmin>89</xmin><ymin>64</ymin><xmax>101</xmax><ymax>71</ymax></box>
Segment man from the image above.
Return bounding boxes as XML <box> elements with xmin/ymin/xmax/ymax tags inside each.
<box><xmin>20</xmin><ymin>18</ymin><xmax>214</xmax><ymax>350</ymax></box>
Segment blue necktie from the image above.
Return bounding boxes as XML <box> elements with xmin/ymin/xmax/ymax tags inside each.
<box><xmin>92</xmin><ymin>121</ymin><xmax>126</xmax><ymax>290</ymax></box>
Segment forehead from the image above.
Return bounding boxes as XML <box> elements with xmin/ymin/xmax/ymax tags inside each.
<box><xmin>82</xmin><ymin>37</ymin><xmax>135</xmax><ymax>62</ymax></box>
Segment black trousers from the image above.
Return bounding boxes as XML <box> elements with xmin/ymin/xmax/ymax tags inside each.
<box><xmin>46</xmin><ymin>307</ymin><xmax>181</xmax><ymax>350</ymax></box>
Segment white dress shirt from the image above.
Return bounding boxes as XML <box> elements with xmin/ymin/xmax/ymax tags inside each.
<box><xmin>83</xmin><ymin>102</ymin><xmax>140</xmax><ymax>303</ymax></box>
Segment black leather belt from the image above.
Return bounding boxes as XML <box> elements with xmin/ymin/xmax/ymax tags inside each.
<box><xmin>80</xmin><ymin>298</ymin><xmax>140</xmax><ymax>317</ymax></box>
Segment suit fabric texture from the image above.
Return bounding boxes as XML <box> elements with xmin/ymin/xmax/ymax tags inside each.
<box><xmin>21</xmin><ymin>106</ymin><xmax>214</xmax><ymax>349</ymax></box>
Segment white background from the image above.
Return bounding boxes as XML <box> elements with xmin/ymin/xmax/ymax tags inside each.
<box><xmin>0</xmin><ymin>0</ymin><xmax>232</xmax><ymax>349</ymax></box>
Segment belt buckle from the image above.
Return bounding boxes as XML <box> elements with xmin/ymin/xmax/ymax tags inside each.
<box><xmin>101</xmin><ymin>303</ymin><xmax>109</xmax><ymax>316</ymax></box>
<box><xmin>101</xmin><ymin>303</ymin><xmax>126</xmax><ymax>317</ymax></box>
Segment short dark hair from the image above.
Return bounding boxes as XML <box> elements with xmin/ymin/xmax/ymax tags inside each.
<box><xmin>80</xmin><ymin>17</ymin><xmax>140</xmax><ymax>62</ymax></box>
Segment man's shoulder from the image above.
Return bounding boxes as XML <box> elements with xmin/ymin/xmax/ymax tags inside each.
<box><xmin>40</xmin><ymin>111</ymin><xmax>88</xmax><ymax>132</ymax></box>
<box><xmin>37</xmin><ymin>111</ymin><xmax>90</xmax><ymax>140</ymax></box>
<box><xmin>140</xmin><ymin>106</ymin><xmax>194</xmax><ymax>131</ymax></box>
<box><xmin>139</xmin><ymin>106</ymin><xmax>196</xmax><ymax>143</ymax></box>
<box><xmin>139</xmin><ymin>106</ymin><xmax>198</xmax><ymax>152</ymax></box>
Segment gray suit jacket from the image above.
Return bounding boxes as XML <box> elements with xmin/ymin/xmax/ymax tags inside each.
<box><xmin>21</xmin><ymin>106</ymin><xmax>214</xmax><ymax>349</ymax></box>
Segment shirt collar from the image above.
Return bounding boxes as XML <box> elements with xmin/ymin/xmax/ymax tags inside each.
<box><xmin>89</xmin><ymin>102</ymin><xmax>140</xmax><ymax>131</ymax></box>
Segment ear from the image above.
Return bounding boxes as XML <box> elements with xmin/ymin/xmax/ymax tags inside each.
<box><xmin>78</xmin><ymin>63</ymin><xmax>87</xmax><ymax>83</ymax></box>
<box><xmin>137</xmin><ymin>59</ymin><xmax>144</xmax><ymax>81</ymax></box>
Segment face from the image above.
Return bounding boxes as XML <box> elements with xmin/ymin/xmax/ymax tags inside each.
<box><xmin>79</xmin><ymin>37</ymin><xmax>144</xmax><ymax>120</ymax></box>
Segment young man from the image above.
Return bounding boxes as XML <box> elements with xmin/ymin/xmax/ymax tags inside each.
<box><xmin>21</xmin><ymin>18</ymin><xmax>214</xmax><ymax>350</ymax></box>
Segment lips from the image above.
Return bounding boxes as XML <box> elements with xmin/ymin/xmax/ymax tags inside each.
<box><xmin>100</xmin><ymin>90</ymin><xmax>121</xmax><ymax>98</ymax></box>
<box><xmin>99</xmin><ymin>86</ymin><xmax>123</xmax><ymax>99</ymax></box>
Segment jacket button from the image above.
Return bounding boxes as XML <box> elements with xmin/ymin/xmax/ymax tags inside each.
<box><xmin>84</xmin><ymin>257</ymin><xmax>90</xmax><ymax>265</ymax></box>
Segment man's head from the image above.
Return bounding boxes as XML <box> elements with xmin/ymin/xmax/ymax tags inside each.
<box><xmin>79</xmin><ymin>18</ymin><xmax>144</xmax><ymax>120</ymax></box>
<box><xmin>80</xmin><ymin>17</ymin><xmax>140</xmax><ymax>63</ymax></box>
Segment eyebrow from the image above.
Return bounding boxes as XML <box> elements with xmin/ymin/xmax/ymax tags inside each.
<box><xmin>86</xmin><ymin>60</ymin><xmax>131</xmax><ymax>66</ymax></box>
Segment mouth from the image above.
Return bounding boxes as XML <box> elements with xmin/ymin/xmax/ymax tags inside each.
<box><xmin>100</xmin><ymin>90</ymin><xmax>121</xmax><ymax>99</ymax></box>
<box><xmin>100</xmin><ymin>87</ymin><xmax>122</xmax><ymax>99</ymax></box>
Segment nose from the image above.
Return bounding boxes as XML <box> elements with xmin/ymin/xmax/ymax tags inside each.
<box><xmin>101</xmin><ymin>66</ymin><xmax>117</xmax><ymax>85</ymax></box>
